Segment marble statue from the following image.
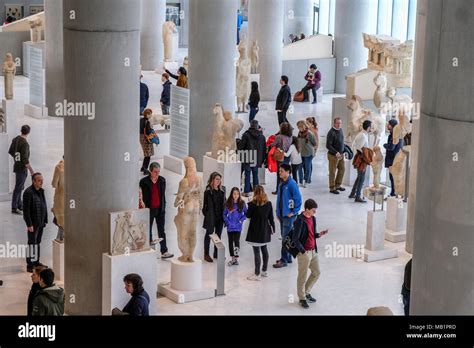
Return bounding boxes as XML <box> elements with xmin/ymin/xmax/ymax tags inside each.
<box><xmin>385</xmin><ymin>87</ymin><xmax>413</xmax><ymax>117</ymax></box>
<box><xmin>174</xmin><ymin>157</ymin><xmax>203</xmax><ymax>262</ymax></box>
<box><xmin>373</xmin><ymin>72</ymin><xmax>387</xmax><ymax>110</ymax></box>
<box><xmin>389</xmin><ymin>146</ymin><xmax>411</xmax><ymax>197</ymax></box>
<box><xmin>347</xmin><ymin>95</ymin><xmax>385</xmax><ymax>146</ymax></box>
<box><xmin>149</xmin><ymin>112</ymin><xmax>171</xmax><ymax>130</ymax></box>
<box><xmin>163</xmin><ymin>21</ymin><xmax>178</xmax><ymax>62</ymax></box>
<box><xmin>363</xmin><ymin>33</ymin><xmax>414</xmax><ymax>88</ymax></box>
<box><xmin>211</xmin><ymin>103</ymin><xmax>244</xmax><ymax>159</ymax></box>
<box><xmin>236</xmin><ymin>41</ymin><xmax>251</xmax><ymax>113</ymax></box>
<box><xmin>393</xmin><ymin>111</ymin><xmax>412</xmax><ymax>145</ymax></box>
<box><xmin>250</xmin><ymin>40</ymin><xmax>259</xmax><ymax>74</ymax></box>
<box><xmin>183</xmin><ymin>56</ymin><xmax>189</xmax><ymax>72</ymax></box>
<box><xmin>111</xmin><ymin>210</ymin><xmax>149</xmax><ymax>255</ymax></box>
<box><xmin>28</xmin><ymin>18</ymin><xmax>43</xmax><ymax>43</ymax></box>
<box><xmin>3</xmin><ymin>53</ymin><xmax>16</xmax><ymax>100</ymax></box>
<box><xmin>371</xmin><ymin>145</ymin><xmax>384</xmax><ymax>188</ymax></box>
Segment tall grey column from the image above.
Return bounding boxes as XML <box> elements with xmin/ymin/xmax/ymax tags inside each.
<box><xmin>405</xmin><ymin>0</ymin><xmax>428</xmax><ymax>254</ymax></box>
<box><xmin>140</xmin><ymin>0</ymin><xmax>166</xmax><ymax>70</ymax></box>
<box><xmin>63</xmin><ymin>0</ymin><xmax>140</xmax><ymax>315</ymax></box>
<box><xmin>45</xmin><ymin>0</ymin><xmax>64</xmax><ymax>115</ymax></box>
<box><xmin>248</xmin><ymin>0</ymin><xmax>284</xmax><ymax>101</ymax></box>
<box><xmin>411</xmin><ymin>0</ymin><xmax>474</xmax><ymax>315</ymax></box>
<box><xmin>188</xmin><ymin>0</ymin><xmax>238</xmax><ymax>171</ymax></box>
<box><xmin>283</xmin><ymin>0</ymin><xmax>314</xmax><ymax>44</ymax></box>
<box><xmin>334</xmin><ymin>0</ymin><xmax>377</xmax><ymax>94</ymax></box>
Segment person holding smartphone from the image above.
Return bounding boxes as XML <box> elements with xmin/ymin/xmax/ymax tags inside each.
<box><xmin>291</xmin><ymin>199</ymin><xmax>329</xmax><ymax>309</ymax></box>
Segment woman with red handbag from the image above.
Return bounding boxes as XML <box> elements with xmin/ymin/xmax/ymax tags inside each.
<box><xmin>270</xmin><ymin>122</ymin><xmax>293</xmax><ymax>194</ymax></box>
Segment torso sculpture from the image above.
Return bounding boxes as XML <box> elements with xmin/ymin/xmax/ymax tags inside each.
<box><xmin>29</xmin><ymin>18</ymin><xmax>43</xmax><ymax>43</ymax></box>
<box><xmin>371</xmin><ymin>145</ymin><xmax>384</xmax><ymax>188</ymax></box>
<box><xmin>389</xmin><ymin>146</ymin><xmax>410</xmax><ymax>198</ymax></box>
<box><xmin>250</xmin><ymin>40</ymin><xmax>259</xmax><ymax>74</ymax></box>
<box><xmin>163</xmin><ymin>21</ymin><xmax>178</xmax><ymax>62</ymax></box>
<box><xmin>236</xmin><ymin>41</ymin><xmax>251</xmax><ymax>113</ymax></box>
<box><xmin>174</xmin><ymin>157</ymin><xmax>203</xmax><ymax>262</ymax></box>
<box><xmin>3</xmin><ymin>53</ymin><xmax>16</xmax><ymax>100</ymax></box>
<box><xmin>393</xmin><ymin>111</ymin><xmax>412</xmax><ymax>145</ymax></box>
<box><xmin>347</xmin><ymin>95</ymin><xmax>385</xmax><ymax>146</ymax></box>
<box><xmin>373</xmin><ymin>72</ymin><xmax>387</xmax><ymax>109</ymax></box>
<box><xmin>385</xmin><ymin>87</ymin><xmax>413</xmax><ymax>116</ymax></box>
<box><xmin>183</xmin><ymin>56</ymin><xmax>189</xmax><ymax>72</ymax></box>
<box><xmin>211</xmin><ymin>103</ymin><xmax>244</xmax><ymax>159</ymax></box>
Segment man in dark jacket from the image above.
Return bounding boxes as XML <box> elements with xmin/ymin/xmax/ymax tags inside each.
<box><xmin>237</xmin><ymin>120</ymin><xmax>266</xmax><ymax>197</ymax></box>
<box><xmin>27</xmin><ymin>265</ymin><xmax>47</xmax><ymax>316</ymax></box>
<box><xmin>160</xmin><ymin>73</ymin><xmax>172</xmax><ymax>115</ymax></box>
<box><xmin>384</xmin><ymin>119</ymin><xmax>403</xmax><ymax>197</ymax></box>
<box><xmin>401</xmin><ymin>258</ymin><xmax>412</xmax><ymax>316</ymax></box>
<box><xmin>275</xmin><ymin>75</ymin><xmax>291</xmax><ymax>125</ymax></box>
<box><xmin>32</xmin><ymin>269</ymin><xmax>64</xmax><ymax>316</ymax></box>
<box><xmin>23</xmin><ymin>173</ymin><xmax>47</xmax><ymax>272</ymax></box>
<box><xmin>291</xmin><ymin>199</ymin><xmax>328</xmax><ymax>309</ymax></box>
<box><xmin>140</xmin><ymin>75</ymin><xmax>149</xmax><ymax>115</ymax></box>
<box><xmin>9</xmin><ymin>125</ymin><xmax>34</xmax><ymax>215</ymax></box>
<box><xmin>119</xmin><ymin>273</ymin><xmax>150</xmax><ymax>316</ymax></box>
<box><xmin>139</xmin><ymin>162</ymin><xmax>173</xmax><ymax>259</ymax></box>
<box><xmin>326</xmin><ymin>118</ymin><xmax>346</xmax><ymax>194</ymax></box>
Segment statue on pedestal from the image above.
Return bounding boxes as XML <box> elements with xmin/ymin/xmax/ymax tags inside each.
<box><xmin>163</xmin><ymin>21</ymin><xmax>178</xmax><ymax>62</ymax></box>
<box><xmin>3</xmin><ymin>53</ymin><xmax>16</xmax><ymax>100</ymax></box>
<box><xmin>236</xmin><ymin>41</ymin><xmax>251</xmax><ymax>113</ymax></box>
<box><xmin>211</xmin><ymin>103</ymin><xmax>244</xmax><ymax>159</ymax></box>
<box><xmin>174</xmin><ymin>157</ymin><xmax>203</xmax><ymax>262</ymax></box>
<box><xmin>250</xmin><ymin>40</ymin><xmax>259</xmax><ymax>74</ymax></box>
<box><xmin>373</xmin><ymin>72</ymin><xmax>387</xmax><ymax>110</ymax></box>
<box><xmin>389</xmin><ymin>146</ymin><xmax>410</xmax><ymax>198</ymax></box>
<box><xmin>347</xmin><ymin>95</ymin><xmax>385</xmax><ymax>146</ymax></box>
<box><xmin>371</xmin><ymin>145</ymin><xmax>384</xmax><ymax>188</ymax></box>
<box><xmin>28</xmin><ymin>18</ymin><xmax>43</xmax><ymax>43</ymax></box>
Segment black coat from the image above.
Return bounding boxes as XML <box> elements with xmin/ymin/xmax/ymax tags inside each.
<box><xmin>23</xmin><ymin>185</ymin><xmax>47</xmax><ymax>228</ymax></box>
<box><xmin>237</xmin><ymin>127</ymin><xmax>266</xmax><ymax>168</ymax></box>
<box><xmin>139</xmin><ymin>176</ymin><xmax>166</xmax><ymax>214</ymax></box>
<box><xmin>160</xmin><ymin>80</ymin><xmax>172</xmax><ymax>106</ymax></box>
<box><xmin>384</xmin><ymin>132</ymin><xmax>403</xmax><ymax>168</ymax></box>
<box><xmin>248</xmin><ymin>90</ymin><xmax>260</xmax><ymax>108</ymax></box>
<box><xmin>245</xmin><ymin>201</ymin><xmax>275</xmax><ymax>244</ymax></box>
<box><xmin>275</xmin><ymin>85</ymin><xmax>292</xmax><ymax>111</ymax></box>
<box><xmin>291</xmin><ymin>213</ymin><xmax>321</xmax><ymax>254</ymax></box>
<box><xmin>27</xmin><ymin>282</ymin><xmax>41</xmax><ymax>316</ymax></box>
<box><xmin>122</xmin><ymin>288</ymin><xmax>150</xmax><ymax>316</ymax></box>
<box><xmin>202</xmin><ymin>186</ymin><xmax>226</xmax><ymax>229</ymax></box>
<box><xmin>8</xmin><ymin>135</ymin><xmax>30</xmax><ymax>173</ymax></box>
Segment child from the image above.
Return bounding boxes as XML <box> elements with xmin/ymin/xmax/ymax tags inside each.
<box><xmin>285</xmin><ymin>136</ymin><xmax>304</xmax><ymax>187</ymax></box>
<box><xmin>223</xmin><ymin>187</ymin><xmax>248</xmax><ymax>266</ymax></box>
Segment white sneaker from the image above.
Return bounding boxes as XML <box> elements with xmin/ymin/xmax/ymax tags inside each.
<box><xmin>261</xmin><ymin>271</ymin><xmax>268</xmax><ymax>277</ymax></box>
<box><xmin>247</xmin><ymin>274</ymin><xmax>261</xmax><ymax>281</ymax></box>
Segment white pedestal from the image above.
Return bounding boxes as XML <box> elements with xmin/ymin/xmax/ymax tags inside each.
<box><xmin>24</xmin><ymin>104</ymin><xmax>48</xmax><ymax>119</ymax></box>
<box><xmin>356</xmin><ymin>210</ymin><xmax>398</xmax><ymax>262</ymax></box>
<box><xmin>2</xmin><ymin>99</ymin><xmax>16</xmax><ymax>139</ymax></box>
<box><xmin>203</xmin><ymin>155</ymin><xmax>242</xmax><ymax>190</ymax></box>
<box><xmin>163</xmin><ymin>155</ymin><xmax>185</xmax><ymax>175</ymax></box>
<box><xmin>102</xmin><ymin>250</ymin><xmax>158</xmax><ymax>315</ymax></box>
<box><xmin>0</xmin><ymin>133</ymin><xmax>11</xmax><ymax>202</ymax></box>
<box><xmin>158</xmin><ymin>258</ymin><xmax>215</xmax><ymax>304</ymax></box>
<box><xmin>342</xmin><ymin>159</ymin><xmax>357</xmax><ymax>187</ymax></box>
<box><xmin>385</xmin><ymin>197</ymin><xmax>407</xmax><ymax>243</ymax></box>
<box><xmin>52</xmin><ymin>240</ymin><xmax>64</xmax><ymax>281</ymax></box>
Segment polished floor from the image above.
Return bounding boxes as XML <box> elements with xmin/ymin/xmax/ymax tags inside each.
<box><xmin>0</xmin><ymin>69</ymin><xmax>411</xmax><ymax>315</ymax></box>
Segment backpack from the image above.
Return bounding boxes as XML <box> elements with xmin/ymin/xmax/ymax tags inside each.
<box><xmin>284</xmin><ymin>229</ymin><xmax>300</xmax><ymax>258</ymax></box>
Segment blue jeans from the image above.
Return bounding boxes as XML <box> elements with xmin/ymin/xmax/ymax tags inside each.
<box><xmin>249</xmin><ymin>107</ymin><xmax>259</xmax><ymax>122</ymax></box>
<box><xmin>280</xmin><ymin>216</ymin><xmax>296</xmax><ymax>264</ymax></box>
<box><xmin>12</xmin><ymin>169</ymin><xmax>27</xmax><ymax>210</ymax></box>
<box><xmin>302</xmin><ymin>156</ymin><xmax>314</xmax><ymax>183</ymax></box>
<box><xmin>244</xmin><ymin>165</ymin><xmax>259</xmax><ymax>193</ymax></box>
<box><xmin>350</xmin><ymin>168</ymin><xmax>366</xmax><ymax>198</ymax></box>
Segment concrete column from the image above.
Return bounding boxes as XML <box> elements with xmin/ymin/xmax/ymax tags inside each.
<box><xmin>248</xmin><ymin>0</ymin><xmax>284</xmax><ymax>101</ymax></box>
<box><xmin>45</xmin><ymin>0</ymin><xmax>64</xmax><ymax>116</ymax></box>
<box><xmin>411</xmin><ymin>0</ymin><xmax>474</xmax><ymax>315</ymax></box>
<box><xmin>334</xmin><ymin>0</ymin><xmax>377</xmax><ymax>94</ymax></box>
<box><xmin>405</xmin><ymin>0</ymin><xmax>428</xmax><ymax>254</ymax></box>
<box><xmin>63</xmin><ymin>0</ymin><xmax>141</xmax><ymax>315</ymax></box>
<box><xmin>188</xmin><ymin>0</ymin><xmax>238</xmax><ymax>170</ymax></box>
<box><xmin>283</xmin><ymin>0</ymin><xmax>314</xmax><ymax>44</ymax></box>
<box><xmin>140</xmin><ymin>0</ymin><xmax>166</xmax><ymax>70</ymax></box>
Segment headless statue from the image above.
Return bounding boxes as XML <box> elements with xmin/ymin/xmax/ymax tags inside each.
<box><xmin>3</xmin><ymin>53</ymin><xmax>16</xmax><ymax>100</ymax></box>
<box><xmin>211</xmin><ymin>103</ymin><xmax>244</xmax><ymax>159</ymax></box>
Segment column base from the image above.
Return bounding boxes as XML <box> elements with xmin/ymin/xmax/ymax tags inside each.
<box><xmin>385</xmin><ymin>229</ymin><xmax>406</xmax><ymax>243</ymax></box>
<box><xmin>357</xmin><ymin>248</ymin><xmax>398</xmax><ymax>262</ymax></box>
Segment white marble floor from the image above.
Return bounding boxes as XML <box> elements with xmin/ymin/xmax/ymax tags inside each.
<box><xmin>0</xmin><ymin>70</ymin><xmax>411</xmax><ymax>316</ymax></box>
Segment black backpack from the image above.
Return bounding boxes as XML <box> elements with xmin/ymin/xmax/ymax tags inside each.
<box><xmin>284</xmin><ymin>228</ymin><xmax>300</xmax><ymax>258</ymax></box>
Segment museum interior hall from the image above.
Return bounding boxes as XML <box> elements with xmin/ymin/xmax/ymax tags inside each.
<box><xmin>0</xmin><ymin>0</ymin><xmax>472</xmax><ymax>317</ymax></box>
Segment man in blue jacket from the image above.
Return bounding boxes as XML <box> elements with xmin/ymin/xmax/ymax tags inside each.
<box><xmin>273</xmin><ymin>163</ymin><xmax>302</xmax><ymax>268</ymax></box>
<box><xmin>291</xmin><ymin>199</ymin><xmax>328</xmax><ymax>308</ymax></box>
